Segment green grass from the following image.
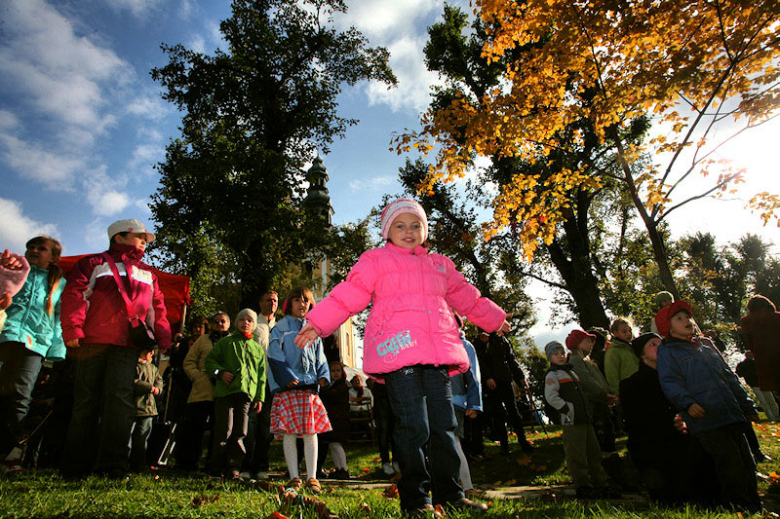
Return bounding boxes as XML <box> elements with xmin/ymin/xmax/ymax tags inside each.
<box><xmin>2</xmin><ymin>422</ymin><xmax>780</xmax><ymax>518</ymax></box>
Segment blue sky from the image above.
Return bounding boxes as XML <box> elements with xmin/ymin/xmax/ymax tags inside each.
<box><xmin>1</xmin><ymin>0</ymin><xmax>778</xmax><ymax>344</ymax></box>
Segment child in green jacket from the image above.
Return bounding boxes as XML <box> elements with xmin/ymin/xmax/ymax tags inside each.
<box><xmin>131</xmin><ymin>348</ymin><xmax>163</xmax><ymax>472</ymax></box>
<box><xmin>204</xmin><ymin>309</ymin><xmax>267</xmax><ymax>478</ymax></box>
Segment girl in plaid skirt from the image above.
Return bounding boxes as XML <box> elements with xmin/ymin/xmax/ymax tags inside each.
<box><xmin>267</xmin><ymin>287</ymin><xmax>331</xmax><ymax>493</ymax></box>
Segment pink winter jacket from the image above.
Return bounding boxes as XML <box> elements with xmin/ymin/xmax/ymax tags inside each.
<box><xmin>306</xmin><ymin>242</ymin><xmax>506</xmax><ymax>376</ymax></box>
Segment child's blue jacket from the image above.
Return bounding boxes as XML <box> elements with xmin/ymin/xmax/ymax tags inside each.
<box><xmin>267</xmin><ymin>315</ymin><xmax>330</xmax><ymax>394</ymax></box>
<box><xmin>657</xmin><ymin>336</ymin><xmax>756</xmax><ymax>434</ymax></box>
<box><xmin>451</xmin><ymin>333</ymin><xmax>482</xmax><ymax>412</ymax></box>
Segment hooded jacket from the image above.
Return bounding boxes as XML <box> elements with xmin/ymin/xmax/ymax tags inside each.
<box><xmin>0</xmin><ymin>265</ymin><xmax>66</xmax><ymax>361</ymax></box>
<box><xmin>604</xmin><ymin>338</ymin><xmax>639</xmax><ymax>396</ymax></box>
<box><xmin>60</xmin><ymin>243</ymin><xmax>171</xmax><ymax>350</ymax></box>
<box><xmin>657</xmin><ymin>336</ymin><xmax>756</xmax><ymax>434</ymax></box>
<box><xmin>451</xmin><ymin>333</ymin><xmax>482</xmax><ymax>412</ymax></box>
<box><xmin>134</xmin><ymin>359</ymin><xmax>163</xmax><ymax>417</ymax></box>
<box><xmin>544</xmin><ymin>363</ymin><xmax>591</xmax><ymax>426</ymax></box>
<box><xmin>305</xmin><ymin>242</ymin><xmax>506</xmax><ymax>376</ymax></box>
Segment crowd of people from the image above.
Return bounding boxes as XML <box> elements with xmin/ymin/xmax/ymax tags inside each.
<box><xmin>0</xmin><ymin>201</ymin><xmax>777</xmax><ymax>517</ymax></box>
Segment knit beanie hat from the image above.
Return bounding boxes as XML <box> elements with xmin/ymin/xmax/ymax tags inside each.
<box><xmin>631</xmin><ymin>332</ymin><xmax>662</xmax><ymax>358</ymax></box>
<box><xmin>236</xmin><ymin>308</ymin><xmax>258</xmax><ymax>322</ymax></box>
<box><xmin>545</xmin><ymin>340</ymin><xmax>565</xmax><ymax>361</ymax></box>
<box><xmin>565</xmin><ymin>329</ymin><xmax>596</xmax><ymax>350</ymax></box>
<box><xmin>380</xmin><ymin>198</ymin><xmax>428</xmax><ymax>243</ymax></box>
<box><xmin>654</xmin><ymin>300</ymin><xmax>693</xmax><ymax>338</ymax></box>
<box><xmin>0</xmin><ymin>253</ymin><xmax>30</xmax><ymax>297</ymax></box>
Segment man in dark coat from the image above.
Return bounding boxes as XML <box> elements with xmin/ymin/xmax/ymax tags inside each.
<box><xmin>473</xmin><ymin>330</ymin><xmax>533</xmax><ymax>454</ymax></box>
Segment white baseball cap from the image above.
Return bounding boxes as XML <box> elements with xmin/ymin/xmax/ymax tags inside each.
<box><xmin>107</xmin><ymin>219</ymin><xmax>156</xmax><ymax>243</ymax></box>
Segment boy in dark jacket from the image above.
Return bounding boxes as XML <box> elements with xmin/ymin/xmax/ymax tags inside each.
<box><xmin>656</xmin><ymin>301</ymin><xmax>762</xmax><ymax>514</ymax></box>
<box><xmin>130</xmin><ymin>348</ymin><xmax>163</xmax><ymax>472</ymax></box>
<box><xmin>543</xmin><ymin>341</ymin><xmax>612</xmax><ymax>499</ymax></box>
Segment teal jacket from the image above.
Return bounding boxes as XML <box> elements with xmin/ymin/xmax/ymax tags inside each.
<box><xmin>205</xmin><ymin>332</ymin><xmax>267</xmax><ymax>403</ymax></box>
<box><xmin>0</xmin><ymin>266</ymin><xmax>66</xmax><ymax>361</ymax></box>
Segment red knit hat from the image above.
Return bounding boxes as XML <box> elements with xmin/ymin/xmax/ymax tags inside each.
<box><xmin>565</xmin><ymin>329</ymin><xmax>596</xmax><ymax>350</ymax></box>
<box><xmin>655</xmin><ymin>300</ymin><xmax>693</xmax><ymax>338</ymax></box>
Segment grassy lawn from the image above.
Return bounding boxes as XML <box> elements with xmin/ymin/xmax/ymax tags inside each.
<box><xmin>2</xmin><ymin>422</ymin><xmax>780</xmax><ymax>518</ymax></box>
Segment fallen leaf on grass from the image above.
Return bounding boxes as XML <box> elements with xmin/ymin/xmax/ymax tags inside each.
<box><xmin>503</xmin><ymin>479</ymin><xmax>517</xmax><ymax>486</ymax></box>
<box><xmin>435</xmin><ymin>504</ymin><xmax>446</xmax><ymax>516</ymax></box>
<box><xmin>516</xmin><ymin>455</ymin><xmax>532</xmax><ymax>466</ymax></box>
<box><xmin>191</xmin><ymin>494</ymin><xmax>221</xmax><ymax>507</ymax></box>
<box><xmin>265</xmin><ymin>512</ymin><xmax>289</xmax><ymax>519</ymax></box>
<box><xmin>383</xmin><ymin>484</ymin><xmax>399</xmax><ymax>498</ymax></box>
<box><xmin>359</xmin><ymin>503</ymin><xmax>371</xmax><ymax>513</ymax></box>
<box><xmin>769</xmin><ymin>471</ymin><xmax>780</xmax><ymax>482</ymax></box>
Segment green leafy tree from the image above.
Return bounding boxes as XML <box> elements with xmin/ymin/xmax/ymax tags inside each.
<box><xmin>150</xmin><ymin>0</ymin><xmax>395</xmax><ymax>308</ymax></box>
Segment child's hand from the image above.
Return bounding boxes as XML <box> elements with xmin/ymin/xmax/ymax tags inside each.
<box><xmin>220</xmin><ymin>371</ymin><xmax>235</xmax><ymax>384</ymax></box>
<box><xmin>294</xmin><ymin>324</ymin><xmax>320</xmax><ymax>349</ymax></box>
<box><xmin>151</xmin><ymin>387</ymin><xmax>160</xmax><ymax>396</ymax></box>
<box><xmin>465</xmin><ymin>409</ymin><xmax>478</xmax><ymax>419</ymax></box>
<box><xmin>253</xmin><ymin>401</ymin><xmax>262</xmax><ymax>414</ymax></box>
<box><xmin>0</xmin><ymin>292</ymin><xmax>12</xmax><ymax>312</ymax></box>
<box><xmin>687</xmin><ymin>403</ymin><xmax>705</xmax><ymax>418</ymax></box>
<box><xmin>286</xmin><ymin>379</ymin><xmax>299</xmax><ymax>389</ymax></box>
<box><xmin>318</xmin><ymin>377</ymin><xmax>328</xmax><ymax>387</ymax></box>
<box><xmin>496</xmin><ymin>320</ymin><xmax>511</xmax><ymax>336</ymax></box>
<box><xmin>606</xmin><ymin>394</ymin><xmax>618</xmax><ymax>407</ymax></box>
<box><xmin>1</xmin><ymin>250</ymin><xmax>23</xmax><ymax>270</ymax></box>
<box><xmin>66</xmin><ymin>339</ymin><xmax>80</xmax><ymax>348</ymax></box>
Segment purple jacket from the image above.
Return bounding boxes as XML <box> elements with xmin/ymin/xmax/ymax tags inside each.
<box><xmin>306</xmin><ymin>242</ymin><xmax>506</xmax><ymax>376</ymax></box>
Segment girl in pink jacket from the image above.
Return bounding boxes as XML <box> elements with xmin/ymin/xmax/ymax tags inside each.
<box><xmin>296</xmin><ymin>198</ymin><xmax>509</xmax><ymax>515</ymax></box>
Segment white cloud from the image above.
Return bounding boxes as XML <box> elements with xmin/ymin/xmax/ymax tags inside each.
<box><xmin>336</xmin><ymin>0</ymin><xmax>440</xmax><ymax>41</ymax></box>
<box><xmin>84</xmin><ymin>218</ymin><xmax>109</xmax><ymax>250</ymax></box>
<box><xmin>129</xmin><ymin>142</ymin><xmax>164</xmax><ymax>172</ymax></box>
<box><xmin>83</xmin><ymin>166</ymin><xmax>131</xmax><ymax>216</ymax></box>
<box><xmin>348</xmin><ymin>175</ymin><xmax>398</xmax><ymax>192</ymax></box>
<box><xmin>0</xmin><ymin>0</ymin><xmax>132</xmax><ymax>136</ymax></box>
<box><xmin>0</xmin><ymin>111</ymin><xmax>20</xmax><ymax>132</ymax></box>
<box><xmin>364</xmin><ymin>35</ymin><xmax>441</xmax><ymax>113</ymax></box>
<box><xmin>187</xmin><ymin>35</ymin><xmax>207</xmax><ymax>55</ymax></box>
<box><xmin>0</xmin><ymin>198</ymin><xmax>59</xmax><ymax>252</ymax></box>
<box><xmin>104</xmin><ymin>0</ymin><xmax>163</xmax><ymax>18</ymax></box>
<box><xmin>126</xmin><ymin>95</ymin><xmax>170</xmax><ymax>121</ymax></box>
<box><xmin>0</xmin><ymin>133</ymin><xmax>82</xmax><ymax>188</ymax></box>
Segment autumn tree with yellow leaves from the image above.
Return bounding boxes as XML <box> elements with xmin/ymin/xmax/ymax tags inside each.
<box><xmin>399</xmin><ymin>0</ymin><xmax>780</xmax><ymax>297</ymax></box>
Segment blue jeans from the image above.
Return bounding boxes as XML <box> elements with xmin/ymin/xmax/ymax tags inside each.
<box><xmin>0</xmin><ymin>342</ymin><xmax>43</xmax><ymax>458</ymax></box>
<box><xmin>61</xmin><ymin>344</ymin><xmax>138</xmax><ymax>474</ymax></box>
<box><xmin>385</xmin><ymin>365</ymin><xmax>463</xmax><ymax>510</ymax></box>
<box><xmin>130</xmin><ymin>416</ymin><xmax>153</xmax><ymax>472</ymax></box>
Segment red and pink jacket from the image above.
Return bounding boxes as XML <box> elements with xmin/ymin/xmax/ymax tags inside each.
<box><xmin>306</xmin><ymin>242</ymin><xmax>506</xmax><ymax>376</ymax></box>
<box><xmin>60</xmin><ymin>243</ymin><xmax>171</xmax><ymax>350</ymax></box>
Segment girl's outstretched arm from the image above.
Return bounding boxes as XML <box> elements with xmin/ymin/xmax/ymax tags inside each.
<box><xmin>294</xmin><ymin>323</ymin><xmax>319</xmax><ymax>349</ymax></box>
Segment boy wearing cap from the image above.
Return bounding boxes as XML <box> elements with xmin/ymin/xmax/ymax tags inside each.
<box><xmin>656</xmin><ymin>301</ymin><xmax>762</xmax><ymax>513</ymax></box>
<box><xmin>60</xmin><ymin>219</ymin><xmax>171</xmax><ymax>476</ymax></box>
<box><xmin>565</xmin><ymin>330</ymin><xmax>618</xmax><ymax>461</ymax></box>
<box><xmin>204</xmin><ymin>309</ymin><xmax>266</xmax><ymax>478</ymax></box>
<box><xmin>543</xmin><ymin>341</ymin><xmax>613</xmax><ymax>499</ymax></box>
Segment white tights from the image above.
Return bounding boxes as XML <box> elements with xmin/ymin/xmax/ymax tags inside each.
<box><xmin>283</xmin><ymin>433</ymin><xmax>317</xmax><ymax>480</ymax></box>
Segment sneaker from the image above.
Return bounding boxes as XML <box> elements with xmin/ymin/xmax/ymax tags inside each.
<box><xmin>239</xmin><ymin>471</ymin><xmax>251</xmax><ymax>480</ymax></box>
<box><xmin>382</xmin><ymin>462</ymin><xmax>395</xmax><ymax>476</ymax></box>
<box><xmin>254</xmin><ymin>471</ymin><xmax>268</xmax><ymax>480</ymax></box>
<box><xmin>285</xmin><ymin>477</ymin><xmax>302</xmax><ymax>490</ymax></box>
<box><xmin>392</xmin><ymin>461</ymin><xmax>400</xmax><ymax>473</ymax></box>
<box><xmin>448</xmin><ymin>497</ymin><xmax>489</xmax><ymax>512</ymax></box>
<box><xmin>305</xmin><ymin>477</ymin><xmax>322</xmax><ymax>494</ymax></box>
